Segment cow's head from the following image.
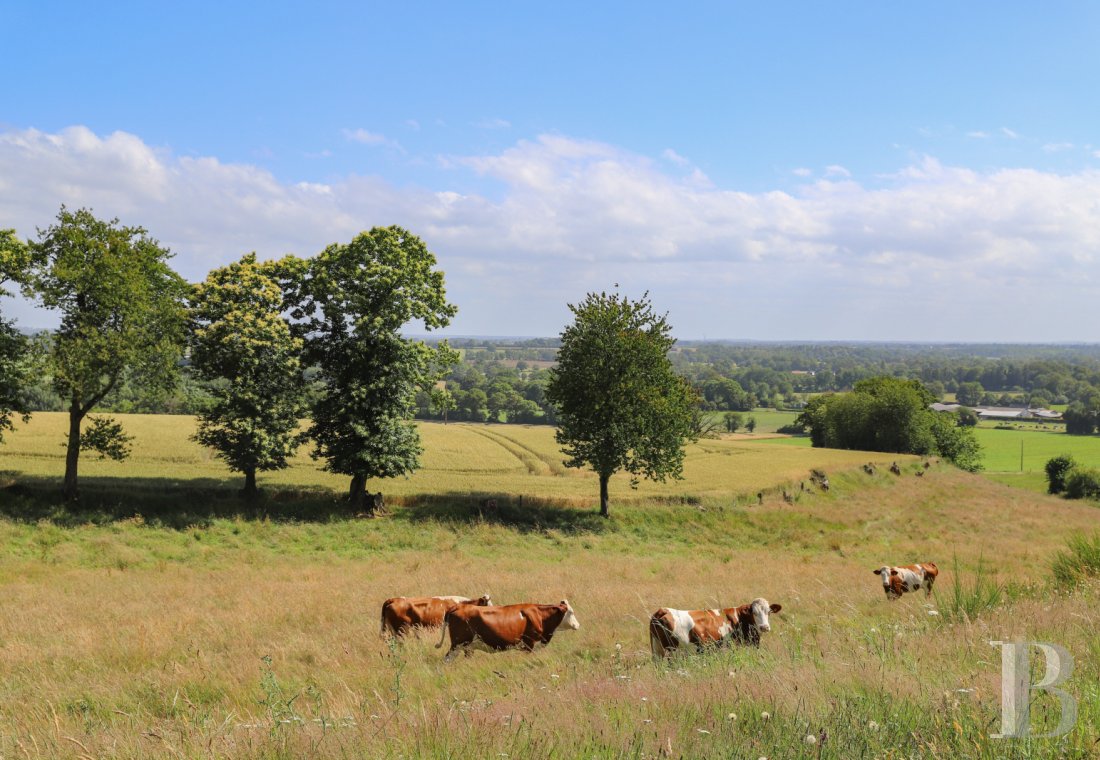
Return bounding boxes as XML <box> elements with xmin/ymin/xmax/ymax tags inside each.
<box><xmin>873</xmin><ymin>567</ymin><xmax>897</xmax><ymax>587</ymax></box>
<box><xmin>748</xmin><ymin>598</ymin><xmax>781</xmax><ymax>632</ymax></box>
<box><xmin>559</xmin><ymin>600</ymin><xmax>581</xmax><ymax>630</ymax></box>
<box><xmin>475</xmin><ymin>594</ymin><xmax>493</xmax><ymax>606</ymax></box>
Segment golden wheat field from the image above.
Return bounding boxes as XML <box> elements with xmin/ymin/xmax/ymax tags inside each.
<box><xmin>0</xmin><ymin>414</ymin><xmax>1098</xmax><ymax>758</ymax></box>
<box><xmin>0</xmin><ymin>413</ymin><xmax>915</xmax><ymax>502</ymax></box>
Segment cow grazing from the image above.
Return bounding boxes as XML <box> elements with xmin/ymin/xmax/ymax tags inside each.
<box><xmin>889</xmin><ymin>462</ymin><xmax>902</xmax><ymax>476</ymax></box>
<box><xmin>649</xmin><ymin>598</ymin><xmax>782</xmax><ymax>657</ymax></box>
<box><xmin>436</xmin><ymin>600</ymin><xmax>580</xmax><ymax>662</ymax></box>
<box><xmin>873</xmin><ymin>563</ymin><xmax>938</xmax><ymax>600</ymax></box>
<box><xmin>380</xmin><ymin>594</ymin><xmax>492</xmax><ymax>638</ymax></box>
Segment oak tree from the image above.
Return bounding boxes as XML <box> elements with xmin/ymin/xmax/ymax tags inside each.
<box><xmin>280</xmin><ymin>227</ymin><xmax>456</xmax><ymax>512</ymax></box>
<box><xmin>25</xmin><ymin>207</ymin><xmax>189</xmax><ymax>499</ymax></box>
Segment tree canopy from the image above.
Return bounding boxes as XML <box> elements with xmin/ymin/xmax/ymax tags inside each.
<box><xmin>279</xmin><ymin>226</ymin><xmax>457</xmax><ymax>511</ymax></box>
<box><xmin>546</xmin><ymin>291</ymin><xmax>698</xmax><ymax>517</ymax></box>
<box><xmin>24</xmin><ymin>207</ymin><xmax>189</xmax><ymax>498</ymax></box>
<box><xmin>189</xmin><ymin>253</ymin><xmax>307</xmax><ymax>497</ymax></box>
<box><xmin>796</xmin><ymin>376</ymin><xmax>982</xmax><ymax>471</ymax></box>
<box><xmin>0</xmin><ymin>229</ymin><xmax>32</xmax><ymax>442</ymax></box>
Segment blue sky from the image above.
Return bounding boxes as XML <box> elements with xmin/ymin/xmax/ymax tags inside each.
<box><xmin>2</xmin><ymin>2</ymin><xmax>1099</xmax><ymax>339</ymax></box>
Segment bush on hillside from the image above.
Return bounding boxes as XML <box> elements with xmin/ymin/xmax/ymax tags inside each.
<box><xmin>1064</xmin><ymin>468</ymin><xmax>1100</xmax><ymax>500</ymax></box>
<box><xmin>1052</xmin><ymin>532</ymin><xmax>1100</xmax><ymax>589</ymax></box>
<box><xmin>1044</xmin><ymin>455</ymin><xmax>1077</xmax><ymax>495</ymax></box>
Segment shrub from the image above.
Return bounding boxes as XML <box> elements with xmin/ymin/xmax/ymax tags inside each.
<box><xmin>934</xmin><ymin>554</ymin><xmax>1003</xmax><ymax>623</ymax></box>
<box><xmin>1052</xmin><ymin>532</ymin><xmax>1100</xmax><ymax>589</ymax></box>
<box><xmin>1044</xmin><ymin>455</ymin><xmax>1077</xmax><ymax>495</ymax></box>
<box><xmin>776</xmin><ymin>423</ymin><xmax>806</xmax><ymax>435</ymax></box>
<box><xmin>1064</xmin><ymin>467</ymin><xmax>1100</xmax><ymax>500</ymax></box>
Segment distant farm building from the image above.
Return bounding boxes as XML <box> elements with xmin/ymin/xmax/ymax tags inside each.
<box><xmin>930</xmin><ymin>402</ymin><xmax>1062</xmax><ymax>421</ymax></box>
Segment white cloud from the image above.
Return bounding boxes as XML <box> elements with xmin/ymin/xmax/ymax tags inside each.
<box><xmin>474</xmin><ymin>118</ymin><xmax>511</xmax><ymax>130</ymax></box>
<box><xmin>792</xmin><ymin>167</ymin><xmax>813</xmax><ymax>177</ymax></box>
<box><xmin>662</xmin><ymin>148</ymin><xmax>690</xmax><ymax>167</ymax></box>
<box><xmin>967</xmin><ymin>131</ymin><xmax>989</xmax><ymax>139</ymax></box>
<box><xmin>1042</xmin><ymin>142</ymin><xmax>1075</xmax><ymax>153</ymax></box>
<box><xmin>824</xmin><ymin>164</ymin><xmax>851</xmax><ymax>178</ymax></box>
<box><xmin>2</xmin><ymin>126</ymin><xmax>1098</xmax><ymax>339</ymax></box>
<box><xmin>405</xmin><ymin>119</ymin><xmax>421</xmax><ymax>131</ymax></box>
<box><xmin>1001</xmin><ymin>127</ymin><xmax>1020</xmax><ymax>139</ymax></box>
<box><xmin>342</xmin><ymin>129</ymin><xmax>401</xmax><ymax>150</ymax></box>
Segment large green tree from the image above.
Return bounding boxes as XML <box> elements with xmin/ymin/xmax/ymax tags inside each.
<box><xmin>545</xmin><ymin>291</ymin><xmax>698</xmax><ymax>517</ymax></box>
<box><xmin>280</xmin><ymin>226</ymin><xmax>456</xmax><ymax>511</ymax></box>
<box><xmin>0</xmin><ymin>229</ymin><xmax>32</xmax><ymax>442</ymax></box>
<box><xmin>190</xmin><ymin>254</ymin><xmax>306</xmax><ymax>498</ymax></box>
<box><xmin>797</xmin><ymin>376</ymin><xmax>982</xmax><ymax>471</ymax></box>
<box><xmin>25</xmin><ymin>207</ymin><xmax>189</xmax><ymax>499</ymax></box>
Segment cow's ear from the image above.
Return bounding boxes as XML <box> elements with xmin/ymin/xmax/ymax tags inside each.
<box><xmin>769</xmin><ymin>603</ymin><xmax>782</xmax><ymax>613</ymax></box>
<box><xmin>873</xmin><ymin>568</ymin><xmax>882</xmax><ymax>575</ymax></box>
<box><xmin>890</xmin><ymin>569</ymin><xmax>899</xmax><ymax>576</ymax></box>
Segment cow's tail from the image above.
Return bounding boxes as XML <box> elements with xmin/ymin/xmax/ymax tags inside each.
<box><xmin>435</xmin><ymin>610</ymin><xmax>452</xmax><ymax>649</ymax></box>
<box><xmin>648</xmin><ymin>610</ymin><xmax>671</xmax><ymax>658</ymax></box>
<box><xmin>380</xmin><ymin>600</ymin><xmax>392</xmax><ymax>638</ymax></box>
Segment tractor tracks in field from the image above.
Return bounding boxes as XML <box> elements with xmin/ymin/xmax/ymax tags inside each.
<box><xmin>466</xmin><ymin>427</ymin><xmax>566</xmax><ymax>477</ymax></box>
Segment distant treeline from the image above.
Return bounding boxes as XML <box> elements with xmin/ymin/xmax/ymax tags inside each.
<box><xmin>19</xmin><ymin>338</ymin><xmax>1098</xmax><ymax>432</ymax></box>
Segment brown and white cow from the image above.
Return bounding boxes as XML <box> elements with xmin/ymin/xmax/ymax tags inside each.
<box><xmin>649</xmin><ymin>598</ymin><xmax>782</xmax><ymax>657</ymax></box>
<box><xmin>380</xmin><ymin>594</ymin><xmax>492</xmax><ymax>637</ymax></box>
<box><xmin>435</xmin><ymin>600</ymin><xmax>580</xmax><ymax>662</ymax></box>
<box><xmin>873</xmin><ymin>563</ymin><xmax>938</xmax><ymax>600</ymax></box>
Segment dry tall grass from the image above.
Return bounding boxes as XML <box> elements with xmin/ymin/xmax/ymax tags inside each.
<box><xmin>0</xmin><ymin>463</ymin><xmax>1098</xmax><ymax>757</ymax></box>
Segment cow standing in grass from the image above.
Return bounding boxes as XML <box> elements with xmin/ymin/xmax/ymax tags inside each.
<box><xmin>380</xmin><ymin>594</ymin><xmax>492</xmax><ymax>637</ymax></box>
<box><xmin>436</xmin><ymin>600</ymin><xmax>580</xmax><ymax>661</ymax></box>
<box><xmin>649</xmin><ymin>598</ymin><xmax>782</xmax><ymax>657</ymax></box>
<box><xmin>873</xmin><ymin>563</ymin><xmax>938</xmax><ymax>600</ymax></box>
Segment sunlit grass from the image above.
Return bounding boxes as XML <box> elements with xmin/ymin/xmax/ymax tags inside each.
<box><xmin>2</xmin><ymin>416</ymin><xmax>1100</xmax><ymax>757</ymax></box>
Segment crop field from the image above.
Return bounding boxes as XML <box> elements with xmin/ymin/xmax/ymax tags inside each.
<box><xmin>1</xmin><ymin>415</ymin><xmax>1099</xmax><ymax>757</ymax></box>
<box><xmin>0</xmin><ymin>413</ymin><xmax>908</xmax><ymax>505</ymax></box>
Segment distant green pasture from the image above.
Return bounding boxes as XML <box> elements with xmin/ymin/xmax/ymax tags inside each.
<box><xmin>972</xmin><ymin>427</ymin><xmax>1100</xmax><ymax>473</ymax></box>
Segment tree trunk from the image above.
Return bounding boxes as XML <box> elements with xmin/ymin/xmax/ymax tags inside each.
<box><xmin>349</xmin><ymin>473</ymin><xmax>367</xmax><ymax>509</ymax></box>
<box><xmin>242</xmin><ymin>468</ymin><xmax>258</xmax><ymax>499</ymax></box>
<box><xmin>599</xmin><ymin>473</ymin><xmax>610</xmax><ymax>518</ymax></box>
<box><xmin>63</xmin><ymin>399</ymin><xmax>83</xmax><ymax>501</ymax></box>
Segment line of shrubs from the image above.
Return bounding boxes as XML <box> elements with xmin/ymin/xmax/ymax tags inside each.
<box><xmin>1045</xmin><ymin>455</ymin><xmax>1100</xmax><ymax>500</ymax></box>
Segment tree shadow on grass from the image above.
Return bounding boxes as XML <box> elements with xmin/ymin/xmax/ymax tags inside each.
<box><xmin>0</xmin><ymin>472</ymin><xmax>356</xmax><ymax>529</ymax></box>
<box><xmin>396</xmin><ymin>492</ymin><xmax>610</xmax><ymax>535</ymax></box>
<box><xmin>0</xmin><ymin>474</ymin><xmax>610</xmax><ymax>534</ymax></box>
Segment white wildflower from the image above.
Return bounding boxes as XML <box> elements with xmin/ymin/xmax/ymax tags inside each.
<box><xmin>761</xmin><ymin>711</ymin><xmax>771</xmax><ymax>721</ymax></box>
<box><xmin>727</xmin><ymin>712</ymin><xmax>737</xmax><ymax>721</ymax></box>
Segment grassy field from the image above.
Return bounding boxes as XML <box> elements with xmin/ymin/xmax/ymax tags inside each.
<box><xmin>1</xmin><ymin>415</ymin><xmax>1099</xmax><ymax>757</ymax></box>
<box><xmin>0</xmin><ymin>412</ymin><xmax>907</xmax><ymax>507</ymax></box>
<box><xmin>753</xmin><ymin>423</ymin><xmax>1100</xmax><ymax>495</ymax></box>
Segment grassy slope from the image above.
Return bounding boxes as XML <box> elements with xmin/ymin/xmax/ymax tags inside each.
<box><xmin>1</xmin><ymin>439</ymin><xmax>1099</xmax><ymax>756</ymax></box>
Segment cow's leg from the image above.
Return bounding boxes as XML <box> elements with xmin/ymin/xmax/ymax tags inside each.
<box><xmin>444</xmin><ymin>643</ymin><xmax>466</xmax><ymax>663</ymax></box>
<box><xmin>925</xmin><ymin>577</ymin><xmax>935</xmax><ymax>597</ymax></box>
